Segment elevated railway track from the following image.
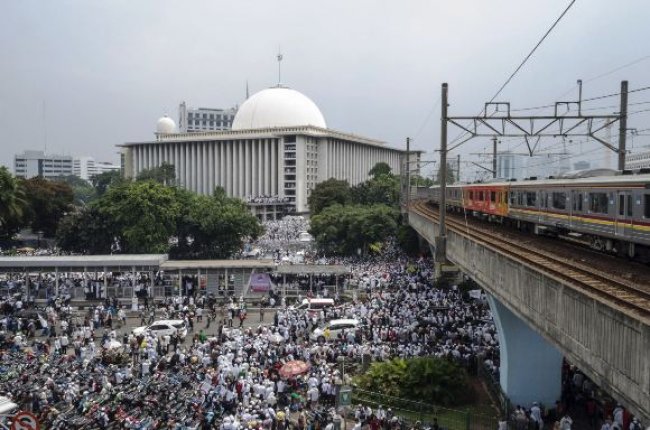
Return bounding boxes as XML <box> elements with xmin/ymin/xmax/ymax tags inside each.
<box><xmin>411</xmin><ymin>199</ymin><xmax>650</xmax><ymax>323</ymax></box>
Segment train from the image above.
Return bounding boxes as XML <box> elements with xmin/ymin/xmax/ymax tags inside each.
<box><xmin>426</xmin><ymin>169</ymin><xmax>650</xmax><ymax>261</ymax></box>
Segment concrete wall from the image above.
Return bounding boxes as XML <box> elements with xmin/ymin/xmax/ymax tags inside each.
<box><xmin>408</xmin><ymin>208</ymin><xmax>650</xmax><ymax>422</ymax></box>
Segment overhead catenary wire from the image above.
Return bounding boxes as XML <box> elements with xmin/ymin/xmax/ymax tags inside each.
<box><xmin>448</xmin><ymin>0</ymin><xmax>578</xmax><ymax>147</ymax></box>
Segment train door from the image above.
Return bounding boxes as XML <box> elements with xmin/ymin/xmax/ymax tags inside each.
<box><xmin>615</xmin><ymin>191</ymin><xmax>633</xmax><ymax>236</ymax></box>
<box><xmin>570</xmin><ymin>190</ymin><xmax>582</xmax><ymax>227</ymax></box>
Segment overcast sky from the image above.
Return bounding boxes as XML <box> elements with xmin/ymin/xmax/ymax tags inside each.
<box><xmin>1</xmin><ymin>0</ymin><xmax>649</xmax><ymax>180</ymax></box>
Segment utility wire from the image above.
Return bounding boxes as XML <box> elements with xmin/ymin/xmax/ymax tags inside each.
<box><xmin>488</xmin><ymin>0</ymin><xmax>576</xmax><ymax>104</ymax></box>
<box><xmin>449</xmin><ymin>0</ymin><xmax>577</xmax><ymax>146</ymax></box>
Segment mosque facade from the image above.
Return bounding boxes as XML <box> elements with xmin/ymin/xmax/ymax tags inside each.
<box><xmin>120</xmin><ymin>86</ymin><xmax>410</xmax><ymax>219</ymax></box>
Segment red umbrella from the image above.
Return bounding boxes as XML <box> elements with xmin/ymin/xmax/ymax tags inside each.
<box><xmin>279</xmin><ymin>360</ymin><xmax>310</xmax><ymax>378</ymax></box>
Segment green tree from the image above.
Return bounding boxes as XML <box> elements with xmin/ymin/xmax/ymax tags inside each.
<box><xmin>368</xmin><ymin>162</ymin><xmax>392</xmax><ymax>178</ymax></box>
<box><xmin>355</xmin><ymin>356</ymin><xmax>473</xmax><ymax>406</ymax></box>
<box><xmin>91</xmin><ymin>170</ymin><xmax>124</xmax><ymax>197</ymax></box>
<box><xmin>309</xmin><ymin>204</ymin><xmax>398</xmax><ymax>255</ymax></box>
<box><xmin>0</xmin><ymin>167</ymin><xmax>27</xmax><ymax>240</ymax></box>
<box><xmin>351</xmin><ymin>173</ymin><xmax>400</xmax><ymax>207</ymax></box>
<box><xmin>56</xmin><ymin>206</ymin><xmax>116</xmax><ymax>254</ymax></box>
<box><xmin>101</xmin><ymin>180</ymin><xmax>181</xmax><ymax>253</ymax></box>
<box><xmin>434</xmin><ymin>163</ymin><xmax>456</xmax><ymax>185</ymax></box>
<box><xmin>137</xmin><ymin>162</ymin><xmax>176</xmax><ymax>185</ymax></box>
<box><xmin>410</xmin><ymin>175</ymin><xmax>434</xmax><ymax>187</ymax></box>
<box><xmin>54</xmin><ymin>175</ymin><xmax>96</xmax><ymax>205</ymax></box>
<box><xmin>308</xmin><ymin>178</ymin><xmax>351</xmax><ymax>215</ymax></box>
<box><xmin>397</xmin><ymin>224</ymin><xmax>420</xmax><ymax>255</ymax></box>
<box><xmin>172</xmin><ymin>187</ymin><xmax>263</xmax><ymax>259</ymax></box>
<box><xmin>22</xmin><ymin>177</ymin><xmax>74</xmax><ymax>237</ymax></box>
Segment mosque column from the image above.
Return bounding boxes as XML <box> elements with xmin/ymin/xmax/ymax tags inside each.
<box><xmin>201</xmin><ymin>142</ymin><xmax>206</xmax><ymax>194</ymax></box>
<box><xmin>193</xmin><ymin>143</ymin><xmax>199</xmax><ymax>192</ymax></box>
<box><xmin>257</xmin><ymin>139</ymin><xmax>264</xmax><ymax>196</ymax></box>
<box><xmin>240</xmin><ymin>140</ymin><xmax>246</xmax><ymax>197</ymax></box>
<box><xmin>196</xmin><ymin>143</ymin><xmax>203</xmax><ymax>194</ymax></box>
<box><xmin>219</xmin><ymin>143</ymin><xmax>225</xmax><ymax>190</ymax></box>
<box><xmin>209</xmin><ymin>142</ymin><xmax>215</xmax><ymax>194</ymax></box>
<box><xmin>184</xmin><ymin>143</ymin><xmax>191</xmax><ymax>190</ymax></box>
<box><xmin>271</xmin><ymin>140</ymin><xmax>277</xmax><ymax>196</ymax></box>
<box><xmin>244</xmin><ymin>140</ymin><xmax>250</xmax><ymax>197</ymax></box>
<box><xmin>225</xmin><ymin>142</ymin><xmax>232</xmax><ymax>195</ymax></box>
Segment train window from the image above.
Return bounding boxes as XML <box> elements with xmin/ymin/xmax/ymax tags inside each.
<box><xmin>469</xmin><ymin>191</ymin><xmax>474</xmax><ymax>200</ymax></box>
<box><xmin>627</xmin><ymin>195</ymin><xmax>632</xmax><ymax>217</ymax></box>
<box><xmin>552</xmin><ymin>192</ymin><xmax>566</xmax><ymax>210</ymax></box>
<box><xmin>479</xmin><ymin>191</ymin><xmax>484</xmax><ymax>201</ymax></box>
<box><xmin>490</xmin><ymin>191</ymin><xmax>496</xmax><ymax>202</ymax></box>
<box><xmin>526</xmin><ymin>192</ymin><xmax>537</xmax><ymax>206</ymax></box>
<box><xmin>644</xmin><ymin>195</ymin><xmax>650</xmax><ymax>218</ymax></box>
<box><xmin>619</xmin><ymin>195</ymin><xmax>625</xmax><ymax>216</ymax></box>
<box><xmin>509</xmin><ymin>192</ymin><xmax>516</xmax><ymax>205</ymax></box>
<box><xmin>574</xmin><ymin>193</ymin><xmax>583</xmax><ymax>211</ymax></box>
<box><xmin>518</xmin><ymin>192</ymin><xmax>523</xmax><ymax>205</ymax></box>
<box><xmin>589</xmin><ymin>192</ymin><xmax>608</xmax><ymax>214</ymax></box>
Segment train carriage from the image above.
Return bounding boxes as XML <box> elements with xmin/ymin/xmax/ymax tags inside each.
<box><xmin>429</xmin><ymin>172</ymin><xmax>650</xmax><ymax>260</ymax></box>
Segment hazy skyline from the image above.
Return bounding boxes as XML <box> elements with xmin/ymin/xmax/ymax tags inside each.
<box><xmin>2</xmin><ymin>0</ymin><xmax>650</xmax><ymax>180</ymax></box>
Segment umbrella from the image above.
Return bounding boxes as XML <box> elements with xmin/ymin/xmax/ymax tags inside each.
<box><xmin>279</xmin><ymin>360</ymin><xmax>310</xmax><ymax>378</ymax></box>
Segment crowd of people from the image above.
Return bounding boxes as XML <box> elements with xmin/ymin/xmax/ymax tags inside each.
<box><xmin>245</xmin><ymin>196</ymin><xmax>293</xmax><ymax>205</ymax></box>
<box><xmin>0</xmin><ymin>242</ymin><xmax>645</xmax><ymax>430</ymax></box>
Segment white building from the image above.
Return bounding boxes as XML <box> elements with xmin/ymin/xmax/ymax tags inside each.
<box><xmin>625</xmin><ymin>149</ymin><xmax>650</xmax><ymax>170</ymax></box>
<box><xmin>178</xmin><ymin>102</ymin><xmax>237</xmax><ymax>133</ymax></box>
<box><xmin>121</xmin><ymin>86</ymin><xmax>409</xmax><ymax>219</ymax></box>
<box><xmin>73</xmin><ymin>157</ymin><xmax>121</xmax><ymax>181</ymax></box>
<box><xmin>14</xmin><ymin>150</ymin><xmax>73</xmax><ymax>179</ymax></box>
<box><xmin>496</xmin><ymin>151</ymin><xmax>526</xmax><ymax>181</ymax></box>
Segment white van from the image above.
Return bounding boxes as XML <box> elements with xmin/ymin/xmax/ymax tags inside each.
<box><xmin>291</xmin><ymin>298</ymin><xmax>336</xmax><ymax>318</ymax></box>
<box><xmin>292</xmin><ymin>298</ymin><xmax>335</xmax><ymax>314</ymax></box>
<box><xmin>311</xmin><ymin>318</ymin><xmax>360</xmax><ymax>342</ymax></box>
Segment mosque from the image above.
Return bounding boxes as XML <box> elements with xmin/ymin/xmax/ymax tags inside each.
<box><xmin>119</xmin><ymin>85</ymin><xmax>411</xmax><ymax>220</ymax></box>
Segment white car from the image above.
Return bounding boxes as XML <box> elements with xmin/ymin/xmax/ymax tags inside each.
<box><xmin>311</xmin><ymin>318</ymin><xmax>360</xmax><ymax>342</ymax></box>
<box><xmin>132</xmin><ymin>319</ymin><xmax>188</xmax><ymax>339</ymax></box>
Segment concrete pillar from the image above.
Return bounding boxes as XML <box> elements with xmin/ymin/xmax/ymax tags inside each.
<box><xmin>487</xmin><ymin>293</ymin><xmax>563</xmax><ymax>408</ymax></box>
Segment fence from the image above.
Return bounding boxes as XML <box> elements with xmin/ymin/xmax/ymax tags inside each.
<box><xmin>351</xmin><ymin>388</ymin><xmax>499</xmax><ymax>430</ymax></box>
<box><xmin>476</xmin><ymin>360</ymin><xmax>510</xmax><ymax>420</ymax></box>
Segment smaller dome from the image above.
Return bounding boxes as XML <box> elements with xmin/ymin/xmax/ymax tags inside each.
<box><xmin>156</xmin><ymin>115</ymin><xmax>176</xmax><ymax>134</ymax></box>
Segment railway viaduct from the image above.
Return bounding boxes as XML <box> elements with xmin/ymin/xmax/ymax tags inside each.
<box><xmin>407</xmin><ymin>201</ymin><xmax>650</xmax><ymax>422</ymax></box>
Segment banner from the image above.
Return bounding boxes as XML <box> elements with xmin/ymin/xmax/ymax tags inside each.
<box><xmin>249</xmin><ymin>273</ymin><xmax>273</xmax><ymax>292</ymax></box>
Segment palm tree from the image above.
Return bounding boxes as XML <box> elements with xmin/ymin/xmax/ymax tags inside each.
<box><xmin>0</xmin><ymin>167</ymin><xmax>27</xmax><ymax>237</ymax></box>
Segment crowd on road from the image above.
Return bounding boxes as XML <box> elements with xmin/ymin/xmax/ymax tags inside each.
<box><xmin>0</xmin><ymin>243</ymin><xmax>645</xmax><ymax>430</ymax></box>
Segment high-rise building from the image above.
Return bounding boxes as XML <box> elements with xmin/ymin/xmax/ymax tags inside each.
<box><xmin>178</xmin><ymin>102</ymin><xmax>237</xmax><ymax>133</ymax></box>
<box><xmin>73</xmin><ymin>157</ymin><xmax>121</xmax><ymax>181</ymax></box>
<box><xmin>496</xmin><ymin>151</ymin><xmax>526</xmax><ymax>181</ymax></box>
<box><xmin>121</xmin><ymin>86</ymin><xmax>412</xmax><ymax>220</ymax></box>
<box><xmin>573</xmin><ymin>160</ymin><xmax>591</xmax><ymax>170</ymax></box>
<box><xmin>14</xmin><ymin>150</ymin><xmax>73</xmax><ymax>179</ymax></box>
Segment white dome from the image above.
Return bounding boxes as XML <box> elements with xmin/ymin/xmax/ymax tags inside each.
<box><xmin>231</xmin><ymin>86</ymin><xmax>326</xmax><ymax>130</ymax></box>
<box><xmin>156</xmin><ymin>115</ymin><xmax>176</xmax><ymax>134</ymax></box>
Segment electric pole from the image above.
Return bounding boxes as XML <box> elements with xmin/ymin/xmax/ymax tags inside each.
<box><xmin>492</xmin><ymin>136</ymin><xmax>498</xmax><ymax>179</ymax></box>
<box><xmin>456</xmin><ymin>154</ymin><xmax>461</xmax><ymax>183</ymax></box>
<box><xmin>406</xmin><ymin>137</ymin><xmax>411</xmax><ymax>209</ymax></box>
<box><xmin>618</xmin><ymin>80</ymin><xmax>628</xmax><ymax>171</ymax></box>
<box><xmin>437</xmin><ymin>83</ymin><xmax>448</xmax><ymax>265</ymax></box>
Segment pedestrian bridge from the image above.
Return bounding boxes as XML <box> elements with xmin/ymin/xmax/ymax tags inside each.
<box><xmin>407</xmin><ymin>201</ymin><xmax>650</xmax><ymax>422</ymax></box>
